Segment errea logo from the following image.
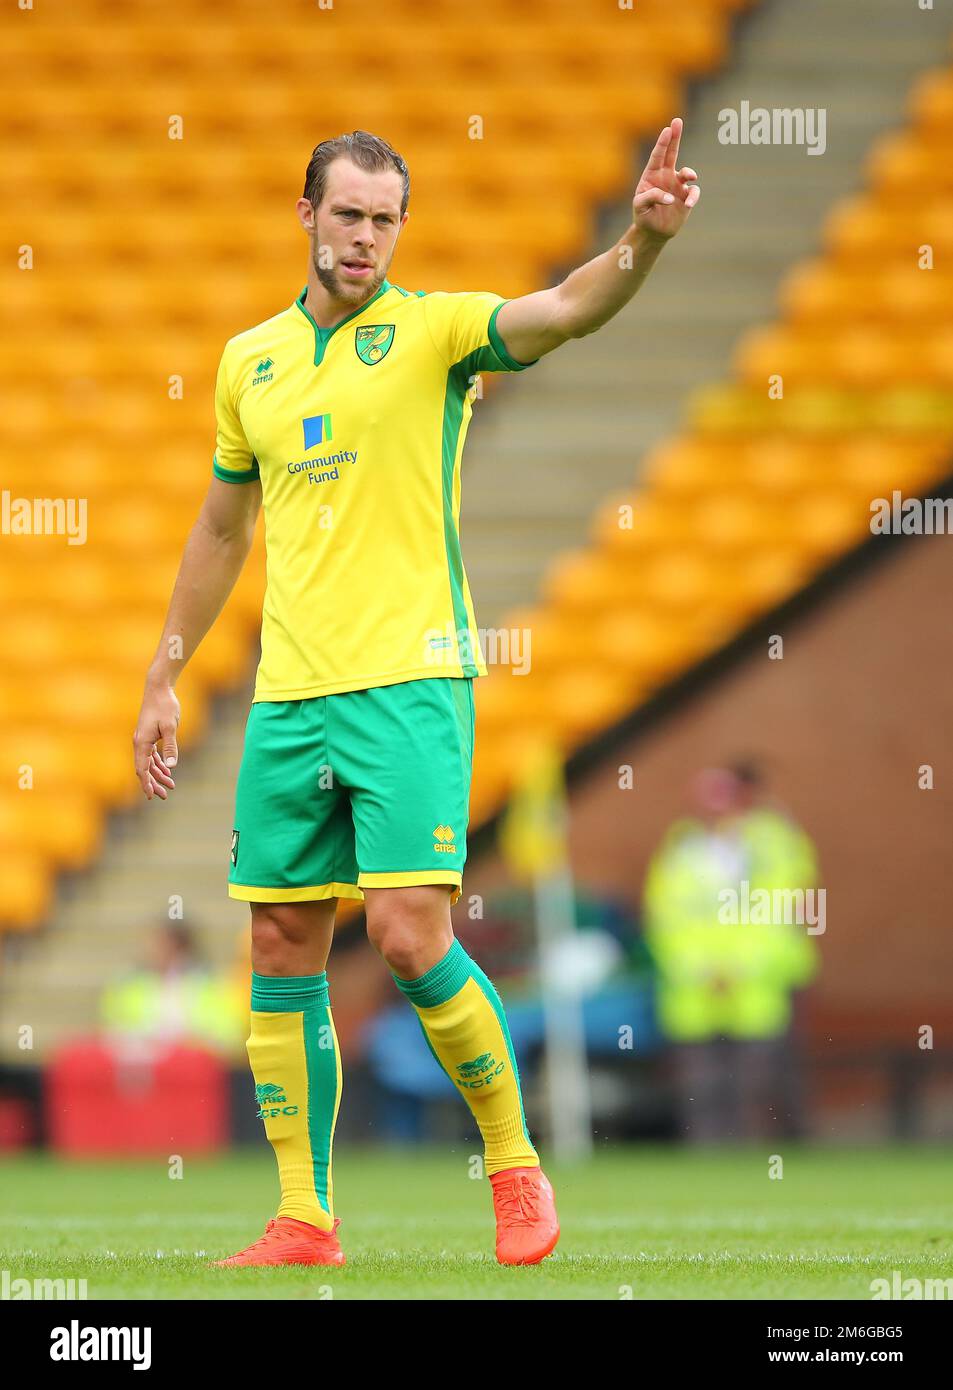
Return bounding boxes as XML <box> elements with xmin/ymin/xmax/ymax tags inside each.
<box><xmin>253</xmin><ymin>357</ymin><xmax>274</xmax><ymax>385</ymax></box>
<box><xmin>433</xmin><ymin>824</ymin><xmax>456</xmax><ymax>854</ymax></box>
<box><xmin>255</xmin><ymin>1082</ymin><xmax>298</xmax><ymax>1119</ymax></box>
<box><xmin>455</xmin><ymin>1052</ymin><xmax>505</xmax><ymax>1090</ymax></box>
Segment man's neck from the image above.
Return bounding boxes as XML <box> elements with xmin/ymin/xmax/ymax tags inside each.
<box><xmin>302</xmin><ymin>264</ymin><xmax>380</xmax><ymax>330</ymax></box>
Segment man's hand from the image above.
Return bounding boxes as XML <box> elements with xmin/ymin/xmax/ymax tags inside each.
<box><xmin>131</xmin><ymin>475</ymin><xmax>260</xmax><ymax>802</ymax></box>
<box><xmin>133</xmin><ymin>680</ymin><xmax>180</xmax><ymax>800</ymax></box>
<box><xmin>631</xmin><ymin>116</ymin><xmax>700</xmax><ymax>243</ymax></box>
<box><xmin>493</xmin><ymin>117</ymin><xmax>700</xmax><ymax>362</ymax></box>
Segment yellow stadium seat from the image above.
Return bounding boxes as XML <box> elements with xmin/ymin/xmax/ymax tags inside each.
<box><xmin>641</xmin><ymin>438</ymin><xmax>751</xmax><ymax>493</ymax></box>
<box><xmin>908</xmin><ymin>69</ymin><xmax>953</xmax><ymax>133</ymax></box>
<box><xmin>0</xmin><ymin>851</ymin><xmax>53</xmax><ymax>932</ymax></box>
<box><xmin>590</xmin><ymin>492</ymin><xmax>696</xmax><ymax>555</ymax></box>
<box><xmin>868</xmin><ymin>132</ymin><xmax>951</xmax><ymax>196</ymax></box>
<box><xmin>0</xmin><ymin>789</ymin><xmax>103</xmax><ymax>870</ymax></box>
<box><xmin>542</xmin><ymin>550</ymin><xmax>617</xmax><ymax>612</ymax></box>
<box><xmin>543</xmin><ymin>667</ymin><xmax>642</xmax><ymax>745</ymax></box>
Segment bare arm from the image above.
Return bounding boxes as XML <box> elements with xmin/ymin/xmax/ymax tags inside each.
<box><xmin>133</xmin><ymin>475</ymin><xmax>262</xmax><ymax>799</ymax></box>
<box><xmin>495</xmin><ymin>117</ymin><xmax>701</xmax><ymax>363</ymax></box>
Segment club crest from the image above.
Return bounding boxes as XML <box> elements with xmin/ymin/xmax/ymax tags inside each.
<box><xmin>355</xmin><ymin>324</ymin><xmax>395</xmax><ymax>365</ymax></box>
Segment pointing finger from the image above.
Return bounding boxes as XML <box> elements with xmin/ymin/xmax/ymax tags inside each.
<box><xmin>665</xmin><ymin>116</ymin><xmax>683</xmax><ymax>170</ymax></box>
<box><xmin>645</xmin><ymin>124</ymin><xmax>672</xmax><ymax>173</ymax></box>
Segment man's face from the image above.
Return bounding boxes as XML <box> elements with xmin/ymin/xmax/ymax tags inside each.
<box><xmin>692</xmin><ymin>767</ymin><xmax>744</xmax><ymax>821</ymax></box>
<box><xmin>298</xmin><ymin>157</ymin><xmax>406</xmax><ymax>307</ymax></box>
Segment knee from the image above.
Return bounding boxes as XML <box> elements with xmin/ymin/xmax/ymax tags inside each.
<box><xmin>251</xmin><ymin>903</ymin><xmax>314</xmax><ymax>969</ymax></box>
<box><xmin>365</xmin><ymin>891</ymin><xmax>453</xmax><ymax>980</ymax></box>
<box><xmin>368</xmin><ymin>924</ymin><xmax>411</xmax><ymax>979</ymax></box>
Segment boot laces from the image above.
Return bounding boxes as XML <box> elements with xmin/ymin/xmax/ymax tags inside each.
<box><xmin>241</xmin><ymin>1219</ymin><xmax>283</xmax><ymax>1254</ymax></box>
<box><xmin>496</xmin><ymin>1175</ymin><xmax>541</xmax><ymax>1226</ymax></box>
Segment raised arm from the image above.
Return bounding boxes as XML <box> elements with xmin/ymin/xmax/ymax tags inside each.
<box><xmin>495</xmin><ymin>117</ymin><xmax>700</xmax><ymax>363</ymax></box>
<box><xmin>133</xmin><ymin>474</ymin><xmax>262</xmax><ymax>799</ymax></box>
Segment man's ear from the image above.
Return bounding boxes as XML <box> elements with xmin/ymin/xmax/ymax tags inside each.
<box><xmin>296</xmin><ymin>197</ymin><xmax>316</xmax><ymax>233</ymax></box>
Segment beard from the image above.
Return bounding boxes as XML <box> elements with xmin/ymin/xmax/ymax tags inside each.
<box><xmin>313</xmin><ymin>252</ymin><xmax>387</xmax><ymax>305</ymax></box>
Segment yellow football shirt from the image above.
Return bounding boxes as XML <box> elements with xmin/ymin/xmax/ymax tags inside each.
<box><xmin>213</xmin><ymin>281</ymin><xmax>535</xmax><ymax>702</ymax></box>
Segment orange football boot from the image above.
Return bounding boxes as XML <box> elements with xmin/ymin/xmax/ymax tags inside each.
<box><xmin>212</xmin><ymin>1216</ymin><xmax>345</xmax><ymax>1268</ymax></box>
<box><xmin>489</xmin><ymin>1167</ymin><xmax>560</xmax><ymax>1265</ymax></box>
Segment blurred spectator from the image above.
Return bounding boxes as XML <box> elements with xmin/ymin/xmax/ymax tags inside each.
<box><xmin>643</xmin><ymin>762</ymin><xmax>820</xmax><ymax>1142</ymax></box>
<box><xmin>100</xmin><ymin>922</ymin><xmax>244</xmax><ymax>1056</ymax></box>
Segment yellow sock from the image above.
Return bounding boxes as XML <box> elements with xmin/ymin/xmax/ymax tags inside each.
<box><xmin>394</xmin><ymin>941</ymin><xmax>538</xmax><ymax>1175</ymax></box>
<box><xmin>246</xmin><ymin>972</ymin><xmax>341</xmax><ymax>1231</ymax></box>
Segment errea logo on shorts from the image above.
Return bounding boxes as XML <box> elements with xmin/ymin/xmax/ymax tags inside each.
<box><xmin>433</xmin><ymin>824</ymin><xmax>456</xmax><ymax>853</ymax></box>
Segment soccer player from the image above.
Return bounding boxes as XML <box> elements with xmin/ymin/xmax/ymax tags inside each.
<box><xmin>133</xmin><ymin>124</ymin><xmax>699</xmax><ymax>1268</ymax></box>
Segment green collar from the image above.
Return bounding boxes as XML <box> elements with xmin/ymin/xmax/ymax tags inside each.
<box><xmin>294</xmin><ymin>280</ymin><xmax>392</xmax><ymax>367</ymax></box>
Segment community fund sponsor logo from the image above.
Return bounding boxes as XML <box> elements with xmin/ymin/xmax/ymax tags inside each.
<box><xmin>870</xmin><ymin>1270</ymin><xmax>953</xmax><ymax>1299</ymax></box>
<box><xmin>870</xmin><ymin>491</ymin><xmax>953</xmax><ymax>535</ymax></box>
<box><xmin>455</xmin><ymin>1053</ymin><xmax>506</xmax><ymax>1090</ymax></box>
<box><xmin>288</xmin><ymin>412</ymin><xmax>357</xmax><ymax>486</ymax></box>
<box><xmin>255</xmin><ymin>1081</ymin><xmax>299</xmax><ymax>1119</ymax></box>
<box><xmin>303</xmin><ymin>413</ymin><xmax>333</xmax><ymax>449</ymax></box>
<box><xmin>717</xmin><ymin>880</ymin><xmax>826</xmax><ymax>935</ymax></box>
<box><xmin>49</xmin><ymin>1321</ymin><xmax>151</xmax><ymax>1370</ymax></box>
<box><xmin>1</xmin><ymin>491</ymin><xmax>87</xmax><ymax>545</ymax></box>
<box><xmin>718</xmin><ymin>101</ymin><xmax>826</xmax><ymax>156</ymax></box>
<box><xmin>2</xmin><ymin>1269</ymin><xmax>88</xmax><ymax>1300</ymax></box>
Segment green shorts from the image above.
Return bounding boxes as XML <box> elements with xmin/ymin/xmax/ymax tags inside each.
<box><xmin>228</xmin><ymin>676</ymin><xmax>474</xmax><ymax>906</ymax></box>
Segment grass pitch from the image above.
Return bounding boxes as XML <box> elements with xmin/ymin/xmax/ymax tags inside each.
<box><xmin>0</xmin><ymin>1145</ymin><xmax>950</xmax><ymax>1300</ymax></box>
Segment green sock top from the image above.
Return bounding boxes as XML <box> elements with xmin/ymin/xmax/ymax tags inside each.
<box><xmin>251</xmin><ymin>971</ymin><xmax>330</xmax><ymax>1013</ymax></box>
<box><xmin>392</xmin><ymin>939</ymin><xmax>472</xmax><ymax>1009</ymax></box>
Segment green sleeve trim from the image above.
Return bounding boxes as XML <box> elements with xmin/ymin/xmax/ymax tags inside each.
<box><xmin>213</xmin><ymin>454</ymin><xmax>260</xmax><ymax>483</ymax></box>
<box><xmin>487</xmin><ymin>300</ymin><xmax>538</xmax><ymax>372</ymax></box>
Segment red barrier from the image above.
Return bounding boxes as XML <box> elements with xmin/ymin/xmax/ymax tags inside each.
<box><xmin>46</xmin><ymin>1037</ymin><xmax>227</xmax><ymax>1155</ymax></box>
<box><xmin>0</xmin><ymin>1096</ymin><xmax>35</xmax><ymax>1150</ymax></box>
